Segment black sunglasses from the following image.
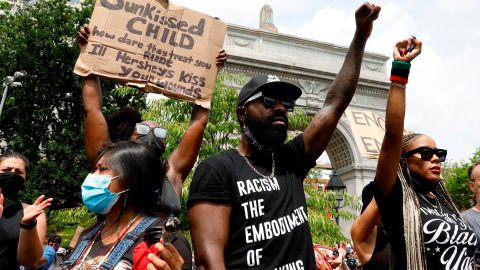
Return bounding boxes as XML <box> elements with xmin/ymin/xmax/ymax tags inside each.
<box><xmin>402</xmin><ymin>147</ymin><xmax>447</xmax><ymax>162</ymax></box>
<box><xmin>244</xmin><ymin>91</ymin><xmax>295</xmax><ymax>112</ymax></box>
<box><xmin>262</xmin><ymin>96</ymin><xmax>294</xmax><ymax>112</ymax></box>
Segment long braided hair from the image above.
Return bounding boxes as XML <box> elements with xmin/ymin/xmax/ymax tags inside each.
<box><xmin>397</xmin><ymin>133</ymin><xmax>470</xmax><ymax>269</ymax></box>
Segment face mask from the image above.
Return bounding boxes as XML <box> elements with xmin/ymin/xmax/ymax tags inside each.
<box><xmin>81</xmin><ymin>173</ymin><xmax>128</xmax><ymax>215</ymax></box>
<box><xmin>137</xmin><ymin>131</ymin><xmax>166</xmax><ymax>158</ymax></box>
<box><xmin>0</xmin><ymin>172</ymin><xmax>24</xmax><ymax>202</ymax></box>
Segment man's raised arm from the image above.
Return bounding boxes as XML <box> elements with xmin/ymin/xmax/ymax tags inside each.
<box><xmin>303</xmin><ymin>2</ymin><xmax>381</xmax><ymax>161</ymax></box>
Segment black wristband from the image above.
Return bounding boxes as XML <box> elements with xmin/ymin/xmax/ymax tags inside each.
<box><xmin>20</xmin><ymin>219</ymin><xmax>37</xmax><ymax>230</ymax></box>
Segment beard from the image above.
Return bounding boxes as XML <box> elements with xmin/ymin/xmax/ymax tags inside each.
<box><xmin>244</xmin><ymin>111</ymin><xmax>288</xmax><ymax>151</ymax></box>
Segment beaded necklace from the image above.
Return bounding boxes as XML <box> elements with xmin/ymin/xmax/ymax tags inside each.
<box><xmin>71</xmin><ymin>213</ymin><xmax>141</xmax><ymax>269</ymax></box>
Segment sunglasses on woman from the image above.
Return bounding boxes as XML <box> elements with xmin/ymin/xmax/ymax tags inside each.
<box><xmin>402</xmin><ymin>147</ymin><xmax>447</xmax><ymax>162</ymax></box>
<box><xmin>135</xmin><ymin>123</ymin><xmax>167</xmax><ymax>139</ymax></box>
<box><xmin>244</xmin><ymin>91</ymin><xmax>295</xmax><ymax>112</ymax></box>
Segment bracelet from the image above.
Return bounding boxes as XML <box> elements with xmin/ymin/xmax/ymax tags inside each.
<box><xmin>391</xmin><ymin>82</ymin><xmax>406</xmax><ymax>89</ymax></box>
<box><xmin>20</xmin><ymin>219</ymin><xmax>37</xmax><ymax>230</ymax></box>
<box><xmin>390</xmin><ymin>60</ymin><xmax>411</xmax><ymax>84</ymax></box>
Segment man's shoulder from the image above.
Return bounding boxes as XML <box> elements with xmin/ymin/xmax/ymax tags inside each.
<box><xmin>198</xmin><ymin>149</ymin><xmax>237</xmax><ymax>167</ymax></box>
<box><xmin>462</xmin><ymin>208</ymin><xmax>479</xmax><ymax>219</ymax></box>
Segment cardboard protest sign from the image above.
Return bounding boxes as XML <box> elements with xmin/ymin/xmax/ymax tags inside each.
<box><xmin>345</xmin><ymin>108</ymin><xmax>411</xmax><ymax>159</ymax></box>
<box><xmin>74</xmin><ymin>0</ymin><xmax>227</xmax><ymax>108</ymax></box>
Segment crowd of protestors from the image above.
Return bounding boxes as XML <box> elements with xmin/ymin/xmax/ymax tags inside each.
<box><xmin>1</xmin><ymin>1</ymin><xmax>480</xmax><ymax>270</ymax></box>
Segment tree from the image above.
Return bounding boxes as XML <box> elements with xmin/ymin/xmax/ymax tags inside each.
<box><xmin>305</xmin><ymin>186</ymin><xmax>361</xmax><ymax>246</ymax></box>
<box><xmin>0</xmin><ymin>0</ymin><xmax>145</xmax><ymax>206</ymax></box>
<box><xmin>444</xmin><ymin>147</ymin><xmax>480</xmax><ymax>211</ymax></box>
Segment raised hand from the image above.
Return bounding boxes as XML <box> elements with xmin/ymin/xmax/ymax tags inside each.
<box><xmin>216</xmin><ymin>49</ymin><xmax>227</xmax><ymax>69</ymax></box>
<box><xmin>22</xmin><ymin>195</ymin><xmax>52</xmax><ymax>224</ymax></box>
<box><xmin>146</xmin><ymin>241</ymin><xmax>184</xmax><ymax>270</ymax></box>
<box><xmin>76</xmin><ymin>25</ymin><xmax>90</xmax><ymax>48</ymax></box>
<box><xmin>355</xmin><ymin>2</ymin><xmax>381</xmax><ymax>39</ymax></box>
<box><xmin>393</xmin><ymin>37</ymin><xmax>422</xmax><ymax>62</ymax></box>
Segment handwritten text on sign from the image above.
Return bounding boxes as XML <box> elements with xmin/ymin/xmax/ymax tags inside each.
<box><xmin>74</xmin><ymin>0</ymin><xmax>227</xmax><ymax>108</ymax></box>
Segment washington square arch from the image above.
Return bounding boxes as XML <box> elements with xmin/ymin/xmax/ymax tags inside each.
<box><xmin>222</xmin><ymin>6</ymin><xmax>390</xmax><ymax>233</ymax></box>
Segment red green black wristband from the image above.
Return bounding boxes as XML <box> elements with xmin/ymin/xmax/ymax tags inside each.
<box><xmin>390</xmin><ymin>60</ymin><xmax>411</xmax><ymax>84</ymax></box>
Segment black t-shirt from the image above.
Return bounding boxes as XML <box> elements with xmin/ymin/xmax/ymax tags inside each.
<box><xmin>375</xmin><ymin>179</ymin><xmax>477</xmax><ymax>269</ymax></box>
<box><xmin>0</xmin><ymin>203</ymin><xmax>23</xmax><ymax>269</ymax></box>
<box><xmin>361</xmin><ymin>228</ymin><xmax>390</xmax><ymax>270</ymax></box>
<box><xmin>188</xmin><ymin>135</ymin><xmax>316</xmax><ymax>270</ymax></box>
<box><xmin>69</xmin><ymin>218</ymin><xmax>192</xmax><ymax>270</ymax></box>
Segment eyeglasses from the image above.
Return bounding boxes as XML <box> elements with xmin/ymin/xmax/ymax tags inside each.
<box><xmin>471</xmin><ymin>175</ymin><xmax>480</xmax><ymax>182</ymax></box>
<box><xmin>402</xmin><ymin>147</ymin><xmax>447</xmax><ymax>162</ymax></box>
<box><xmin>244</xmin><ymin>91</ymin><xmax>295</xmax><ymax>112</ymax></box>
<box><xmin>135</xmin><ymin>123</ymin><xmax>167</xmax><ymax>139</ymax></box>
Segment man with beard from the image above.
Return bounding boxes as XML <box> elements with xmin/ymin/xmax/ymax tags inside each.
<box><xmin>187</xmin><ymin>2</ymin><xmax>381</xmax><ymax>269</ymax></box>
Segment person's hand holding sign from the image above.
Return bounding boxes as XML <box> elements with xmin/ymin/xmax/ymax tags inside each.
<box><xmin>77</xmin><ymin>24</ymin><xmax>90</xmax><ymax>48</ymax></box>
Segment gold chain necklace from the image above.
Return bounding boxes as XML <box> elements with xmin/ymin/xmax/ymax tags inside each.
<box><xmin>236</xmin><ymin>148</ymin><xmax>275</xmax><ymax>179</ymax></box>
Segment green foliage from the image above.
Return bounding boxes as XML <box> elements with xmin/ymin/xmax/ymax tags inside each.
<box><xmin>289</xmin><ymin>107</ymin><xmax>311</xmax><ymax>131</ymax></box>
<box><xmin>0</xmin><ymin>0</ymin><xmax>145</xmax><ymax>206</ymax></box>
<box><xmin>0</xmin><ymin>1</ymin><xmax>10</xmax><ymax>11</ymax></box>
<box><xmin>47</xmin><ymin>206</ymin><xmax>96</xmax><ymax>246</ymax></box>
<box><xmin>305</xmin><ymin>185</ymin><xmax>361</xmax><ymax>245</ymax></box>
<box><xmin>444</xmin><ymin>147</ymin><xmax>480</xmax><ymax>211</ymax></box>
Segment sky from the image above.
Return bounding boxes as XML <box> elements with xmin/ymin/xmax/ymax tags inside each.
<box><xmin>173</xmin><ymin>0</ymin><xmax>480</xmax><ymax>163</ymax></box>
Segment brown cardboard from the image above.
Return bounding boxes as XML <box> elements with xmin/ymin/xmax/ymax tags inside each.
<box><xmin>74</xmin><ymin>0</ymin><xmax>227</xmax><ymax>108</ymax></box>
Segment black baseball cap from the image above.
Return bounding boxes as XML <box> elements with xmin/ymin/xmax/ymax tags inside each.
<box><xmin>237</xmin><ymin>75</ymin><xmax>302</xmax><ymax>108</ymax></box>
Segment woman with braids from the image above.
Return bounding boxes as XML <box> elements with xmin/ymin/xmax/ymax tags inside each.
<box><xmin>370</xmin><ymin>37</ymin><xmax>477</xmax><ymax>269</ymax></box>
<box><xmin>64</xmin><ymin>141</ymin><xmax>188</xmax><ymax>270</ymax></box>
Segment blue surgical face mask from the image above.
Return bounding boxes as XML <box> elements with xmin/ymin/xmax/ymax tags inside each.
<box><xmin>81</xmin><ymin>173</ymin><xmax>129</xmax><ymax>215</ymax></box>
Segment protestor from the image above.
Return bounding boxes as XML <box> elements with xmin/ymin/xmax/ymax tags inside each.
<box><xmin>77</xmin><ymin>26</ymin><xmax>226</xmax><ymax>207</ymax></box>
<box><xmin>313</xmin><ymin>243</ymin><xmax>349</xmax><ymax>270</ymax></box>
<box><xmin>329</xmin><ymin>242</ymin><xmax>349</xmax><ymax>270</ymax></box>
<box><xmin>76</xmin><ymin>25</ymin><xmax>225</xmax><ymax>269</ymax></box>
<box><xmin>41</xmin><ymin>241</ymin><xmax>56</xmax><ymax>270</ymax></box>
<box><xmin>351</xmin><ymin>182</ymin><xmax>390</xmax><ymax>269</ymax></box>
<box><xmin>63</xmin><ymin>141</ymin><xmax>187</xmax><ymax>270</ymax></box>
<box><xmin>41</xmin><ymin>234</ymin><xmax>64</xmax><ymax>270</ymax></box>
<box><xmin>461</xmin><ymin>161</ymin><xmax>480</xmax><ymax>268</ymax></box>
<box><xmin>372</xmin><ymin>37</ymin><xmax>477</xmax><ymax>269</ymax></box>
<box><xmin>345</xmin><ymin>246</ymin><xmax>360</xmax><ymax>270</ymax></box>
<box><xmin>0</xmin><ymin>152</ymin><xmax>53</xmax><ymax>269</ymax></box>
<box><xmin>187</xmin><ymin>2</ymin><xmax>381</xmax><ymax>269</ymax></box>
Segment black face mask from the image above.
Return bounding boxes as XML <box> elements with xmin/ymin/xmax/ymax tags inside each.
<box><xmin>0</xmin><ymin>172</ymin><xmax>24</xmax><ymax>202</ymax></box>
<box><xmin>137</xmin><ymin>131</ymin><xmax>166</xmax><ymax>158</ymax></box>
<box><xmin>0</xmin><ymin>172</ymin><xmax>24</xmax><ymax>217</ymax></box>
